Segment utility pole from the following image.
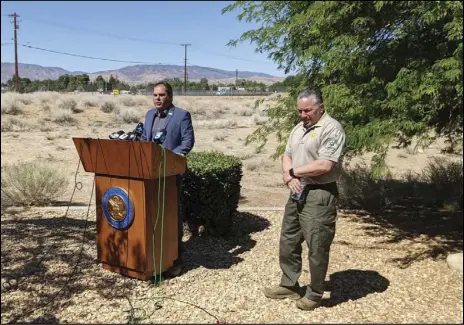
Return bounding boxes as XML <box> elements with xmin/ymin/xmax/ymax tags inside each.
<box><xmin>180</xmin><ymin>44</ymin><xmax>191</xmax><ymax>94</ymax></box>
<box><xmin>235</xmin><ymin>69</ymin><xmax>239</xmax><ymax>86</ymax></box>
<box><xmin>9</xmin><ymin>13</ymin><xmax>20</xmax><ymax>92</ymax></box>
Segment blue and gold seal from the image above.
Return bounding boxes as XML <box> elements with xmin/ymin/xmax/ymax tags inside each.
<box><xmin>102</xmin><ymin>187</ymin><xmax>134</xmax><ymax>229</ymax></box>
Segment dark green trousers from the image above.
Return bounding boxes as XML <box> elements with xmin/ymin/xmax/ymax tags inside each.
<box><xmin>279</xmin><ymin>183</ymin><xmax>338</xmax><ymax>301</ymax></box>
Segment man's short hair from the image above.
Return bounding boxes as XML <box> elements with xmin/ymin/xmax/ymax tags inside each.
<box><xmin>154</xmin><ymin>81</ymin><xmax>173</xmax><ymax>99</ymax></box>
<box><xmin>298</xmin><ymin>88</ymin><xmax>323</xmax><ymax>105</ymax></box>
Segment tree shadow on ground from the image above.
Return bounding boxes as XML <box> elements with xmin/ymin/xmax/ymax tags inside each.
<box><xmin>340</xmin><ymin>176</ymin><xmax>463</xmax><ymax>268</ymax></box>
<box><xmin>321</xmin><ymin>269</ymin><xmax>390</xmax><ymax>308</ymax></box>
<box><xmin>0</xmin><ymin>212</ymin><xmax>137</xmax><ymax>324</ymax></box>
<box><xmin>1</xmin><ymin>210</ymin><xmax>271</xmax><ymax>323</ymax></box>
<box><xmin>182</xmin><ymin>212</ymin><xmax>271</xmax><ymax>271</ymax></box>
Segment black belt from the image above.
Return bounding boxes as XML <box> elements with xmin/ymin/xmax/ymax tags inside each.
<box><xmin>305</xmin><ymin>182</ymin><xmax>336</xmax><ymax>190</ymax></box>
<box><xmin>304</xmin><ymin>182</ymin><xmax>338</xmax><ymax>196</ymax></box>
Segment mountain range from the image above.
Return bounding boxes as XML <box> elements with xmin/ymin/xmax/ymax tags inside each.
<box><xmin>1</xmin><ymin>62</ymin><xmax>283</xmax><ymax>85</ymax></box>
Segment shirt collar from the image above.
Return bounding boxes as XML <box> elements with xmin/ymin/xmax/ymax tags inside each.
<box><xmin>155</xmin><ymin>104</ymin><xmax>174</xmax><ymax>117</ymax></box>
<box><xmin>303</xmin><ymin>112</ymin><xmax>328</xmax><ymax>131</ymax></box>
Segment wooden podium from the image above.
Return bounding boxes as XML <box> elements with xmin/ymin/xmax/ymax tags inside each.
<box><xmin>72</xmin><ymin>137</ymin><xmax>186</xmax><ymax>281</ymax></box>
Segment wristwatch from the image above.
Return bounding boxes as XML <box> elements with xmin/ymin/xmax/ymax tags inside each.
<box><xmin>289</xmin><ymin>168</ymin><xmax>296</xmax><ymax>178</ymax></box>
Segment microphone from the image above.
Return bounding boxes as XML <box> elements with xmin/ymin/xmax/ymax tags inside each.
<box><xmin>109</xmin><ymin>130</ymin><xmax>124</xmax><ymax>139</ymax></box>
<box><xmin>153</xmin><ymin>129</ymin><xmax>167</xmax><ymax>145</ymax></box>
<box><xmin>119</xmin><ymin>132</ymin><xmax>133</xmax><ymax>140</ymax></box>
<box><xmin>133</xmin><ymin>122</ymin><xmax>144</xmax><ymax>141</ymax></box>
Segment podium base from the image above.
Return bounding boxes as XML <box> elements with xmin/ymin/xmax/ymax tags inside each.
<box><xmin>102</xmin><ymin>262</ymin><xmax>154</xmax><ymax>281</ymax></box>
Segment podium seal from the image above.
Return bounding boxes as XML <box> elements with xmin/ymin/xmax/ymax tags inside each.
<box><xmin>102</xmin><ymin>187</ymin><xmax>134</xmax><ymax>229</ymax></box>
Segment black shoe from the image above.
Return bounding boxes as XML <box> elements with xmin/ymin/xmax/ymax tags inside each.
<box><xmin>163</xmin><ymin>257</ymin><xmax>185</xmax><ymax>278</ymax></box>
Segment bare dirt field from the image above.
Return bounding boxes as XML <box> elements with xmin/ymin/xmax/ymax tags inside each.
<box><xmin>1</xmin><ymin>91</ymin><xmax>462</xmax><ymax>208</ymax></box>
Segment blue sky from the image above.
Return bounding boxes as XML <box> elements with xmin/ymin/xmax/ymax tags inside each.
<box><xmin>1</xmin><ymin>1</ymin><xmax>288</xmax><ymax>77</ymax></box>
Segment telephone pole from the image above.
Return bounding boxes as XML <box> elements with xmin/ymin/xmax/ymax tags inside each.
<box><xmin>9</xmin><ymin>13</ymin><xmax>20</xmax><ymax>92</ymax></box>
<box><xmin>235</xmin><ymin>69</ymin><xmax>239</xmax><ymax>86</ymax></box>
<box><xmin>180</xmin><ymin>44</ymin><xmax>191</xmax><ymax>94</ymax></box>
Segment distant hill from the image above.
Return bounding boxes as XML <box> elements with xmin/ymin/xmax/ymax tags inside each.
<box><xmin>1</xmin><ymin>62</ymin><xmax>283</xmax><ymax>85</ymax></box>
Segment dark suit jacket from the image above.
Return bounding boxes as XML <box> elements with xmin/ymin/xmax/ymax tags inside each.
<box><xmin>141</xmin><ymin>105</ymin><xmax>195</xmax><ymax>156</ymax></box>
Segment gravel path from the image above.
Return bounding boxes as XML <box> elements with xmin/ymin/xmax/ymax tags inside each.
<box><xmin>1</xmin><ymin>208</ymin><xmax>462</xmax><ymax>324</ymax></box>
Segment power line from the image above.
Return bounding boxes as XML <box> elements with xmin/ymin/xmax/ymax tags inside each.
<box><xmin>14</xmin><ymin>42</ymin><xmax>241</xmax><ymax>78</ymax></box>
<box><xmin>21</xmin><ymin>16</ymin><xmax>274</xmax><ymax>65</ymax></box>
<box><xmin>17</xmin><ymin>43</ymin><xmax>177</xmax><ymax>65</ymax></box>
<box><xmin>10</xmin><ymin>42</ymin><xmax>248</xmax><ymax>82</ymax></box>
<box><xmin>21</xmin><ymin>17</ymin><xmax>180</xmax><ymax>47</ymax></box>
<box><xmin>190</xmin><ymin>46</ymin><xmax>274</xmax><ymax>65</ymax></box>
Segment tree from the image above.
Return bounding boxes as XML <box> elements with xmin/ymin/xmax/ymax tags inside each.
<box><xmin>199</xmin><ymin>78</ymin><xmax>210</xmax><ymax>90</ymax></box>
<box><xmin>223</xmin><ymin>1</ymin><xmax>463</xmax><ymax>164</ymax></box>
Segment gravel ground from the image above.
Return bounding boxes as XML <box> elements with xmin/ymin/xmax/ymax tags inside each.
<box><xmin>1</xmin><ymin>208</ymin><xmax>462</xmax><ymax>324</ymax></box>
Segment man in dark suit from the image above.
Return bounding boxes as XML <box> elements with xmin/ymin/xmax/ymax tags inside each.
<box><xmin>141</xmin><ymin>81</ymin><xmax>195</xmax><ymax>277</ymax></box>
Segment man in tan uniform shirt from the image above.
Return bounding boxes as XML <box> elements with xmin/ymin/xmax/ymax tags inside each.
<box><xmin>264</xmin><ymin>88</ymin><xmax>346</xmax><ymax>311</ymax></box>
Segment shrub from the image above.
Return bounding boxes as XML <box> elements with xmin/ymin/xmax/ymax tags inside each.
<box><xmin>101</xmin><ymin>101</ymin><xmax>116</xmax><ymax>113</ymax></box>
<box><xmin>1</xmin><ymin>96</ymin><xmax>24</xmax><ymax>115</ymax></box>
<box><xmin>58</xmin><ymin>98</ymin><xmax>78</xmax><ymax>112</ymax></box>
<box><xmin>1</xmin><ymin>117</ymin><xmax>29</xmax><ymax>132</ymax></box>
<box><xmin>17</xmin><ymin>94</ymin><xmax>33</xmax><ymax>105</ymax></box>
<box><xmin>338</xmin><ymin>157</ymin><xmax>463</xmax><ymax>212</ymax></box>
<box><xmin>118</xmin><ymin>107</ymin><xmax>141</xmax><ymax>123</ymax></box>
<box><xmin>181</xmin><ymin>151</ymin><xmax>243</xmax><ymax>236</ymax></box>
<box><xmin>338</xmin><ymin>163</ymin><xmax>392</xmax><ymax>211</ymax></box>
<box><xmin>120</xmin><ymin>97</ymin><xmax>136</xmax><ymax>107</ymax></box>
<box><xmin>52</xmin><ymin>109</ymin><xmax>78</xmax><ymax>126</ymax></box>
<box><xmin>83</xmin><ymin>99</ymin><xmax>98</xmax><ymax>107</ymax></box>
<box><xmin>1</xmin><ymin>160</ymin><xmax>68</xmax><ymax>207</ymax></box>
<box><xmin>421</xmin><ymin>157</ymin><xmax>463</xmax><ymax>210</ymax></box>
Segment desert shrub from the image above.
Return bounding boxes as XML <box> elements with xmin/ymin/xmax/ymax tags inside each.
<box><xmin>1</xmin><ymin>160</ymin><xmax>68</xmax><ymax>207</ymax></box>
<box><xmin>51</xmin><ymin>108</ymin><xmax>78</xmax><ymax>126</ymax></box>
<box><xmin>120</xmin><ymin>97</ymin><xmax>136</xmax><ymax>107</ymax></box>
<box><xmin>214</xmin><ymin>135</ymin><xmax>225</xmax><ymax>141</ymax></box>
<box><xmin>1</xmin><ymin>117</ymin><xmax>29</xmax><ymax>132</ymax></box>
<box><xmin>17</xmin><ymin>94</ymin><xmax>33</xmax><ymax>105</ymax></box>
<box><xmin>338</xmin><ymin>163</ymin><xmax>392</xmax><ymax>211</ymax></box>
<box><xmin>101</xmin><ymin>101</ymin><xmax>116</xmax><ymax>113</ymax></box>
<box><xmin>1</xmin><ymin>96</ymin><xmax>24</xmax><ymax>115</ymax></box>
<box><xmin>58</xmin><ymin>98</ymin><xmax>79</xmax><ymax>112</ymax></box>
<box><xmin>83</xmin><ymin>99</ymin><xmax>98</xmax><ymax>107</ymax></box>
<box><xmin>338</xmin><ymin>157</ymin><xmax>463</xmax><ymax>212</ymax></box>
<box><xmin>116</xmin><ymin>107</ymin><xmax>142</xmax><ymax>124</ymax></box>
<box><xmin>252</xmin><ymin>114</ymin><xmax>268</xmax><ymax>125</ymax></box>
<box><xmin>235</xmin><ymin>108</ymin><xmax>253</xmax><ymax>116</ymax></box>
<box><xmin>195</xmin><ymin>120</ymin><xmax>237</xmax><ymax>129</ymax></box>
<box><xmin>181</xmin><ymin>151</ymin><xmax>243</xmax><ymax>236</ymax></box>
<box><xmin>421</xmin><ymin>157</ymin><xmax>463</xmax><ymax>210</ymax></box>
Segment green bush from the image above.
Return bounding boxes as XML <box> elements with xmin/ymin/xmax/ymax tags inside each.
<box><xmin>421</xmin><ymin>157</ymin><xmax>463</xmax><ymax>210</ymax></box>
<box><xmin>181</xmin><ymin>151</ymin><xmax>243</xmax><ymax>236</ymax></box>
<box><xmin>338</xmin><ymin>157</ymin><xmax>463</xmax><ymax>212</ymax></box>
<box><xmin>1</xmin><ymin>160</ymin><xmax>68</xmax><ymax>207</ymax></box>
<box><xmin>338</xmin><ymin>163</ymin><xmax>392</xmax><ymax>211</ymax></box>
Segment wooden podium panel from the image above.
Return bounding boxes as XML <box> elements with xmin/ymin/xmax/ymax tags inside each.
<box><xmin>72</xmin><ymin>138</ymin><xmax>186</xmax><ymax>179</ymax></box>
<box><xmin>96</xmin><ymin>176</ymin><xmax>178</xmax><ymax>280</ymax></box>
<box><xmin>72</xmin><ymin>138</ymin><xmax>185</xmax><ymax>281</ymax></box>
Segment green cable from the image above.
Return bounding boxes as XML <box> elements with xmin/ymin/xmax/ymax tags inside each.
<box><xmin>153</xmin><ymin>145</ymin><xmax>166</xmax><ymax>286</ymax></box>
<box><xmin>159</xmin><ymin>146</ymin><xmax>166</xmax><ymax>285</ymax></box>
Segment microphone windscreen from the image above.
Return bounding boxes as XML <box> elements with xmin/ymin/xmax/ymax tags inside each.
<box><xmin>109</xmin><ymin>130</ymin><xmax>125</xmax><ymax>139</ymax></box>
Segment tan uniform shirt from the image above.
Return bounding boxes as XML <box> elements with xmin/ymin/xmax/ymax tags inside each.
<box><xmin>284</xmin><ymin>112</ymin><xmax>346</xmax><ymax>184</ymax></box>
